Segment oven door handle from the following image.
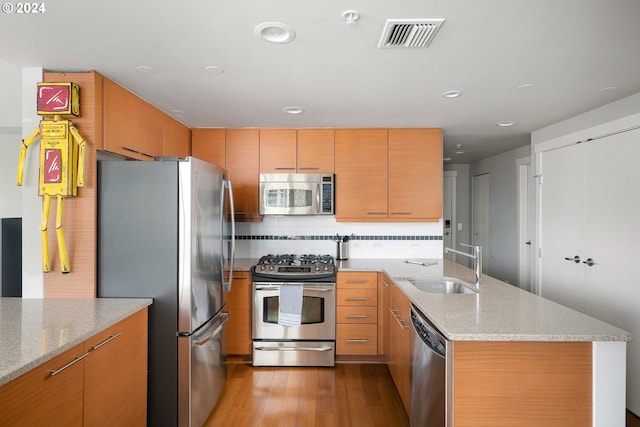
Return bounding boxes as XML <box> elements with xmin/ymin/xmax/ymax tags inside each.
<box><xmin>254</xmin><ymin>346</ymin><xmax>333</xmax><ymax>352</ymax></box>
<box><xmin>254</xmin><ymin>286</ymin><xmax>335</xmax><ymax>292</ymax></box>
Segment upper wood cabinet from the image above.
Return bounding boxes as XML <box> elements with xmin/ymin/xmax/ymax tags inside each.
<box><xmin>103</xmin><ymin>79</ymin><xmax>145</xmax><ymax>160</ymax></box>
<box><xmin>162</xmin><ymin>116</ymin><xmax>190</xmax><ymax>158</ymax></box>
<box><xmin>297</xmin><ymin>129</ymin><xmax>335</xmax><ymax>173</ymax></box>
<box><xmin>138</xmin><ymin>99</ymin><xmax>164</xmax><ymax>159</ymax></box>
<box><xmin>226</xmin><ymin>129</ymin><xmax>261</xmax><ymax>221</ymax></box>
<box><xmin>191</xmin><ymin>128</ymin><xmax>226</xmax><ymax>168</ymax></box>
<box><xmin>389</xmin><ymin>128</ymin><xmax>442</xmax><ymax>221</ymax></box>
<box><xmin>335</xmin><ymin>129</ymin><xmax>389</xmax><ymax>221</ymax></box>
<box><xmin>259</xmin><ymin>128</ymin><xmax>335</xmax><ymax>173</ymax></box>
<box><xmin>335</xmin><ymin>128</ymin><xmax>442</xmax><ymax>222</ymax></box>
<box><xmin>259</xmin><ymin>129</ymin><xmax>297</xmax><ymax>173</ymax></box>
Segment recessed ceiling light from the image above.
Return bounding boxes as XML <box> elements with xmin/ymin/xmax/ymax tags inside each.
<box><xmin>517</xmin><ymin>83</ymin><xmax>535</xmax><ymax>90</ymax></box>
<box><xmin>135</xmin><ymin>66</ymin><xmax>156</xmax><ymax>75</ymax></box>
<box><xmin>204</xmin><ymin>65</ymin><xmax>224</xmax><ymax>75</ymax></box>
<box><xmin>341</xmin><ymin>10</ymin><xmax>360</xmax><ymax>25</ymax></box>
<box><xmin>442</xmin><ymin>90</ymin><xmax>462</xmax><ymax>98</ymax></box>
<box><xmin>255</xmin><ymin>22</ymin><xmax>296</xmax><ymax>44</ymax></box>
<box><xmin>496</xmin><ymin>121</ymin><xmax>517</xmax><ymax>127</ymax></box>
<box><xmin>170</xmin><ymin>109</ymin><xmax>184</xmax><ymax>115</ymax></box>
<box><xmin>283</xmin><ymin>106</ymin><xmax>304</xmax><ymax>115</ymax></box>
<box><xmin>599</xmin><ymin>86</ymin><xmax>617</xmax><ymax>91</ymax></box>
<box><xmin>454</xmin><ymin>144</ymin><xmax>464</xmax><ymax>154</ymax></box>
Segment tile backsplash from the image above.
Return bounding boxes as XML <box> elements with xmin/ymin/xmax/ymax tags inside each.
<box><xmin>234</xmin><ymin>216</ymin><xmax>443</xmax><ymax>259</ymax></box>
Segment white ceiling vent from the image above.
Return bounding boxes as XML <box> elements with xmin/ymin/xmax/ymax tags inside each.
<box><xmin>378</xmin><ymin>18</ymin><xmax>445</xmax><ymax>49</ymax></box>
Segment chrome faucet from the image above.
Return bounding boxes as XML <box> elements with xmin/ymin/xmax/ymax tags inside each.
<box><xmin>444</xmin><ymin>243</ymin><xmax>482</xmax><ymax>287</ymax></box>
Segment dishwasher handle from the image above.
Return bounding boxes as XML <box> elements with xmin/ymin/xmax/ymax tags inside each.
<box><xmin>410</xmin><ymin>305</ymin><xmax>447</xmax><ymax>358</ymax></box>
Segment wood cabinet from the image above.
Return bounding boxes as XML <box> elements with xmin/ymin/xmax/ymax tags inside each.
<box><xmin>162</xmin><ymin>116</ymin><xmax>190</xmax><ymax>158</ymax></box>
<box><xmin>452</xmin><ymin>341</ymin><xmax>591</xmax><ymax>426</ymax></box>
<box><xmin>259</xmin><ymin>129</ymin><xmax>297</xmax><ymax>173</ymax></box>
<box><xmin>0</xmin><ymin>309</ymin><xmax>148</xmax><ymax>427</ymax></box>
<box><xmin>83</xmin><ymin>309</ymin><xmax>148</xmax><ymax>427</ymax></box>
<box><xmin>225</xmin><ymin>272</ymin><xmax>252</xmax><ymax>356</ymax></box>
<box><xmin>388</xmin><ymin>128</ymin><xmax>442</xmax><ymax>221</ymax></box>
<box><xmin>138</xmin><ymin>99</ymin><xmax>164</xmax><ymax>159</ymax></box>
<box><xmin>335</xmin><ymin>128</ymin><xmax>442</xmax><ymax>222</ymax></box>
<box><xmin>226</xmin><ymin>129</ymin><xmax>261</xmax><ymax>221</ymax></box>
<box><xmin>191</xmin><ymin>128</ymin><xmax>226</xmax><ymax>167</ymax></box>
<box><xmin>260</xmin><ymin>128</ymin><xmax>335</xmax><ymax>173</ymax></box>
<box><xmin>388</xmin><ymin>282</ymin><xmax>411</xmax><ymax>413</ymax></box>
<box><xmin>0</xmin><ymin>343</ymin><xmax>85</xmax><ymax>427</ymax></box>
<box><xmin>380</xmin><ymin>273</ymin><xmax>393</xmax><ymax>357</ymax></box>
<box><xmin>103</xmin><ymin>78</ymin><xmax>144</xmax><ymax>160</ymax></box>
<box><xmin>335</xmin><ymin>129</ymin><xmax>388</xmax><ymax>220</ymax></box>
<box><xmin>297</xmin><ymin>129</ymin><xmax>334</xmax><ymax>173</ymax></box>
<box><xmin>336</xmin><ymin>272</ymin><xmax>378</xmax><ymax>356</ymax></box>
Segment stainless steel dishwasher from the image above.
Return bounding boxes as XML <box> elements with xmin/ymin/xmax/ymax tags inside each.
<box><xmin>410</xmin><ymin>304</ymin><xmax>449</xmax><ymax>427</ymax></box>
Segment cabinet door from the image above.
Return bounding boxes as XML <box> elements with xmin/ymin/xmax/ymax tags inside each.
<box><xmin>163</xmin><ymin>116</ymin><xmax>190</xmax><ymax>158</ymax></box>
<box><xmin>139</xmin><ymin>100</ymin><xmax>164</xmax><ymax>159</ymax></box>
<box><xmin>83</xmin><ymin>309</ymin><xmax>148</xmax><ymax>427</ymax></box>
<box><xmin>335</xmin><ymin>129</ymin><xmax>388</xmax><ymax>221</ymax></box>
<box><xmin>389</xmin><ymin>129</ymin><xmax>442</xmax><ymax>221</ymax></box>
<box><xmin>297</xmin><ymin>129</ymin><xmax>335</xmax><ymax>173</ymax></box>
<box><xmin>389</xmin><ymin>283</ymin><xmax>411</xmax><ymax>413</ymax></box>
<box><xmin>0</xmin><ymin>344</ymin><xmax>85</xmax><ymax>427</ymax></box>
<box><xmin>259</xmin><ymin>129</ymin><xmax>297</xmax><ymax>173</ymax></box>
<box><xmin>380</xmin><ymin>274</ymin><xmax>392</xmax><ymax>357</ymax></box>
<box><xmin>191</xmin><ymin>128</ymin><xmax>225</xmax><ymax>168</ymax></box>
<box><xmin>226</xmin><ymin>129</ymin><xmax>261</xmax><ymax>221</ymax></box>
<box><xmin>225</xmin><ymin>273</ymin><xmax>252</xmax><ymax>355</ymax></box>
<box><xmin>103</xmin><ymin>79</ymin><xmax>142</xmax><ymax>160</ymax></box>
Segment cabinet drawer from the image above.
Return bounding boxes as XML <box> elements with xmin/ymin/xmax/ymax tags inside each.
<box><xmin>336</xmin><ymin>306</ymin><xmax>377</xmax><ymax>324</ymax></box>
<box><xmin>337</xmin><ymin>288</ymin><xmax>377</xmax><ymax>306</ymax></box>
<box><xmin>337</xmin><ymin>272</ymin><xmax>377</xmax><ymax>289</ymax></box>
<box><xmin>336</xmin><ymin>324</ymin><xmax>378</xmax><ymax>355</ymax></box>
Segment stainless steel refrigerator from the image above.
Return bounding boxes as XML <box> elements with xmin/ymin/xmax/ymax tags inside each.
<box><xmin>97</xmin><ymin>156</ymin><xmax>235</xmax><ymax>427</ymax></box>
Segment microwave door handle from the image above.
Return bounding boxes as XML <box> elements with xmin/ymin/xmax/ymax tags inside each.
<box><xmin>316</xmin><ymin>183</ymin><xmax>320</xmax><ymax>214</ymax></box>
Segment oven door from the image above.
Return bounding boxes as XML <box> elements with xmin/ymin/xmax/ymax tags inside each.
<box><xmin>252</xmin><ymin>282</ymin><xmax>336</xmax><ymax>341</ymax></box>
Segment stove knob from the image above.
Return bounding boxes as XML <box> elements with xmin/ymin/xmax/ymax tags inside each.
<box><xmin>269</xmin><ymin>265</ymin><xmax>275</xmax><ymax>271</ymax></box>
<box><xmin>315</xmin><ymin>266</ymin><xmax>320</xmax><ymax>271</ymax></box>
<box><xmin>260</xmin><ymin>265</ymin><xmax>266</xmax><ymax>271</ymax></box>
<box><xmin>323</xmin><ymin>266</ymin><xmax>329</xmax><ymax>271</ymax></box>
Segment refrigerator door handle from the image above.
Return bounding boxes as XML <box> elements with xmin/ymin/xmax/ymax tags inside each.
<box><xmin>194</xmin><ymin>311</ymin><xmax>230</xmax><ymax>346</ymax></box>
<box><xmin>224</xmin><ymin>179</ymin><xmax>236</xmax><ymax>292</ymax></box>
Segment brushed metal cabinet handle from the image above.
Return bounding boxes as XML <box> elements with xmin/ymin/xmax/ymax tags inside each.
<box><xmin>49</xmin><ymin>352</ymin><xmax>90</xmax><ymax>377</ymax></box>
<box><xmin>91</xmin><ymin>332</ymin><xmax>122</xmax><ymax>351</ymax></box>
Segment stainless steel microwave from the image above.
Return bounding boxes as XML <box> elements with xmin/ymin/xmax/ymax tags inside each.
<box><xmin>259</xmin><ymin>173</ymin><xmax>334</xmax><ymax>215</ymax></box>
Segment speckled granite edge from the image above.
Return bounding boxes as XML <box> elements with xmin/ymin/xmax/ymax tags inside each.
<box><xmin>0</xmin><ymin>298</ymin><xmax>152</xmax><ymax>387</ymax></box>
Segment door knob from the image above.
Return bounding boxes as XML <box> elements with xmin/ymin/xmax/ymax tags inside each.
<box><xmin>564</xmin><ymin>255</ymin><xmax>581</xmax><ymax>263</ymax></box>
<box><xmin>582</xmin><ymin>258</ymin><xmax>595</xmax><ymax>267</ymax></box>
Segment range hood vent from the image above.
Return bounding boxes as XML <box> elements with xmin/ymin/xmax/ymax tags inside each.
<box><xmin>378</xmin><ymin>18</ymin><xmax>445</xmax><ymax>49</ymax></box>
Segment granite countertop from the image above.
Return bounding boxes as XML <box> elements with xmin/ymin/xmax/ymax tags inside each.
<box><xmin>338</xmin><ymin>258</ymin><xmax>632</xmax><ymax>343</ymax></box>
<box><xmin>0</xmin><ymin>298</ymin><xmax>152</xmax><ymax>387</ymax></box>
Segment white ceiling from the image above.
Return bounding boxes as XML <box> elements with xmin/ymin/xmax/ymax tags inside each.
<box><xmin>1</xmin><ymin>0</ymin><xmax>640</xmax><ymax>163</ymax></box>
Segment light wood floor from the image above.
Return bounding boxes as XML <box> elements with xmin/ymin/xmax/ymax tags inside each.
<box><xmin>204</xmin><ymin>362</ymin><xmax>409</xmax><ymax>427</ymax></box>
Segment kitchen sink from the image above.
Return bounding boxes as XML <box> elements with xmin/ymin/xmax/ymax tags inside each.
<box><xmin>408</xmin><ymin>277</ymin><xmax>479</xmax><ymax>294</ymax></box>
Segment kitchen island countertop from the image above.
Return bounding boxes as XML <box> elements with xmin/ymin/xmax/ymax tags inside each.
<box><xmin>0</xmin><ymin>297</ymin><xmax>152</xmax><ymax>387</ymax></box>
<box><xmin>337</xmin><ymin>258</ymin><xmax>632</xmax><ymax>342</ymax></box>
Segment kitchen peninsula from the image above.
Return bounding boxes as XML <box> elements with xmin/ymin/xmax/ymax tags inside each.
<box><xmin>0</xmin><ymin>298</ymin><xmax>151</xmax><ymax>426</ymax></box>
<box><xmin>337</xmin><ymin>258</ymin><xmax>631</xmax><ymax>426</ymax></box>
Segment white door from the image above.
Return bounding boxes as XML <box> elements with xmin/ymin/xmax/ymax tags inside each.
<box><xmin>517</xmin><ymin>158</ymin><xmax>532</xmax><ymax>291</ymax></box>
<box><xmin>472</xmin><ymin>174</ymin><xmax>489</xmax><ymax>272</ymax></box>
<box><xmin>443</xmin><ymin>171</ymin><xmax>456</xmax><ymax>260</ymax></box>
<box><xmin>583</xmin><ymin>127</ymin><xmax>640</xmax><ymax>415</ymax></box>
<box><xmin>539</xmin><ymin>143</ymin><xmax>585</xmax><ymax>312</ymax></box>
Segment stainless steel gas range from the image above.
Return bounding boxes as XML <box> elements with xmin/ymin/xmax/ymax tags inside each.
<box><xmin>251</xmin><ymin>254</ymin><xmax>336</xmax><ymax>367</ymax></box>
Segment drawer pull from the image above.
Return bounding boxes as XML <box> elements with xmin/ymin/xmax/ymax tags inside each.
<box><xmin>91</xmin><ymin>332</ymin><xmax>122</xmax><ymax>351</ymax></box>
<box><xmin>345</xmin><ymin>339</ymin><xmax>369</xmax><ymax>343</ymax></box>
<box><xmin>389</xmin><ymin>308</ymin><xmax>408</xmax><ymax>330</ymax></box>
<box><xmin>383</xmin><ymin>279</ymin><xmax>391</xmax><ymax>287</ymax></box>
<box><xmin>345</xmin><ymin>297</ymin><xmax>369</xmax><ymax>301</ymax></box>
<box><xmin>367</xmin><ymin>212</ymin><xmax>387</xmax><ymax>215</ymax></box>
<box><xmin>346</xmin><ymin>279</ymin><xmax>369</xmax><ymax>283</ymax></box>
<box><xmin>49</xmin><ymin>352</ymin><xmax>90</xmax><ymax>377</ymax></box>
<box><xmin>345</xmin><ymin>314</ymin><xmax>369</xmax><ymax>319</ymax></box>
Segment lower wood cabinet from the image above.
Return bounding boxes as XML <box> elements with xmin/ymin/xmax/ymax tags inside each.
<box><xmin>388</xmin><ymin>282</ymin><xmax>411</xmax><ymax>413</ymax></box>
<box><xmin>336</xmin><ymin>272</ymin><xmax>378</xmax><ymax>356</ymax></box>
<box><xmin>225</xmin><ymin>272</ymin><xmax>252</xmax><ymax>356</ymax></box>
<box><xmin>0</xmin><ymin>308</ymin><xmax>148</xmax><ymax>427</ymax></box>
